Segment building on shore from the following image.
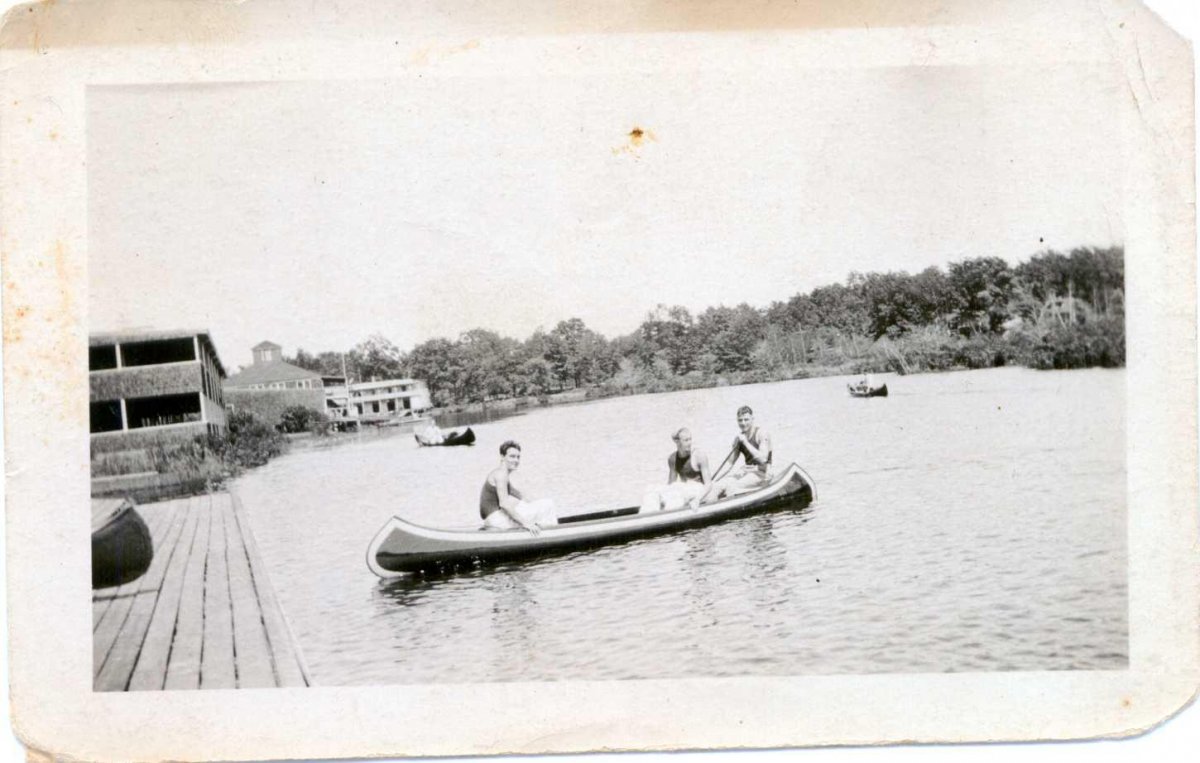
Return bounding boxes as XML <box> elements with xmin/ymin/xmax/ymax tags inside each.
<box><xmin>223</xmin><ymin>341</ymin><xmax>329</xmax><ymax>427</ymax></box>
<box><xmin>223</xmin><ymin>340</ymin><xmax>433</xmax><ymax>429</ymax></box>
<box><xmin>90</xmin><ymin>328</ymin><xmax>229</xmax><ymax>447</ymax></box>
<box><xmin>89</xmin><ymin>329</ymin><xmax>229</xmax><ymax>498</ymax></box>
<box><xmin>348</xmin><ymin>378</ymin><xmax>432</xmax><ymax>424</ymax></box>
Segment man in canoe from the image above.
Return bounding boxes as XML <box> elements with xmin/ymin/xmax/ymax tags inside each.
<box><xmin>418</xmin><ymin>421</ymin><xmax>445</xmax><ymax>445</ymax></box>
<box><xmin>639</xmin><ymin>428</ymin><xmax>714</xmax><ymax>513</ymax></box>
<box><xmin>480</xmin><ymin>440</ymin><xmax>558</xmax><ymax>535</ymax></box>
<box><xmin>712</xmin><ymin>405</ymin><xmax>773</xmax><ymax>498</ymax></box>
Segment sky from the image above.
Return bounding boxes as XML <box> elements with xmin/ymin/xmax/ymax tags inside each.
<box><xmin>88</xmin><ymin>62</ymin><xmax>1127</xmax><ymax>370</ymax></box>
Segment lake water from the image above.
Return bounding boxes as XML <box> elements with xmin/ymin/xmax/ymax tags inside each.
<box><xmin>234</xmin><ymin>367</ymin><xmax>1127</xmax><ymax>684</ymax></box>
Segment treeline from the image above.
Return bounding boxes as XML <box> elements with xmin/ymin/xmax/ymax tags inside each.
<box><xmin>288</xmin><ymin>246</ymin><xmax>1125</xmax><ymax>408</ymax></box>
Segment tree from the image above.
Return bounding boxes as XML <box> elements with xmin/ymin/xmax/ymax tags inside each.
<box><xmin>635</xmin><ymin>305</ymin><xmax>698</xmax><ymax>374</ymax></box>
<box><xmin>288</xmin><ymin>349</ymin><xmax>346</xmax><ymax>377</ymax></box>
<box><xmin>947</xmin><ymin>257</ymin><xmax>1015</xmax><ymax>335</ymax></box>
<box><xmin>455</xmin><ymin>329</ymin><xmax>520</xmax><ymax>402</ymax></box>
<box><xmin>348</xmin><ymin>334</ymin><xmax>406</xmax><ymax>382</ymax></box>
<box><xmin>405</xmin><ymin>337</ymin><xmax>461</xmax><ymax>406</ymax></box>
<box><xmin>543</xmin><ymin>318</ymin><xmax>616</xmax><ymax>388</ymax></box>
<box><xmin>695</xmin><ymin>304</ymin><xmax>767</xmax><ymax>372</ymax></box>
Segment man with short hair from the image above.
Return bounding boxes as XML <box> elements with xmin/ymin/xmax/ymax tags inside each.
<box><xmin>480</xmin><ymin>440</ymin><xmax>558</xmax><ymax>534</ymax></box>
<box><xmin>712</xmin><ymin>405</ymin><xmax>773</xmax><ymax>498</ymax></box>
<box><xmin>639</xmin><ymin>428</ymin><xmax>713</xmax><ymax>513</ymax></box>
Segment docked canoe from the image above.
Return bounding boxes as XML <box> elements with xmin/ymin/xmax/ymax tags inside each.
<box><xmin>414</xmin><ymin>427</ymin><xmax>476</xmax><ymax>447</ymax></box>
<box><xmin>848</xmin><ymin>383</ymin><xmax>888</xmax><ymax>398</ymax></box>
<box><xmin>91</xmin><ymin>498</ymin><xmax>154</xmax><ymax>589</ymax></box>
<box><xmin>367</xmin><ymin>462</ymin><xmax>816</xmax><ymax>577</ymax></box>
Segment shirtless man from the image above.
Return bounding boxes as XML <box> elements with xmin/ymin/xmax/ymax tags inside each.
<box><xmin>713</xmin><ymin>405</ymin><xmax>773</xmax><ymax>498</ymax></box>
<box><xmin>480</xmin><ymin>441</ymin><xmax>558</xmax><ymax>534</ymax></box>
<box><xmin>639</xmin><ymin>428</ymin><xmax>713</xmax><ymax>513</ymax></box>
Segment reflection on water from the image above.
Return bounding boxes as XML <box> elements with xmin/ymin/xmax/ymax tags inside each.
<box><xmin>235</xmin><ymin>367</ymin><xmax>1127</xmax><ymax>684</ymax></box>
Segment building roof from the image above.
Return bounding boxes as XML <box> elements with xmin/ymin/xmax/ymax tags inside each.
<box><xmin>351</xmin><ymin>378</ymin><xmax>421</xmax><ymax>390</ymax></box>
<box><xmin>89</xmin><ymin>328</ymin><xmax>227</xmax><ymax>378</ymax></box>
<box><xmin>225</xmin><ymin>360</ymin><xmax>322</xmax><ymax>388</ymax></box>
<box><xmin>253</xmin><ymin>340</ymin><xmax>282</xmax><ymax>351</ymax></box>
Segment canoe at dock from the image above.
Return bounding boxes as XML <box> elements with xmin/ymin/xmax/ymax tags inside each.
<box><xmin>848</xmin><ymin>383</ymin><xmax>888</xmax><ymax>398</ymax></box>
<box><xmin>367</xmin><ymin>462</ymin><xmax>816</xmax><ymax>576</ymax></box>
<box><xmin>92</xmin><ymin>498</ymin><xmax>154</xmax><ymax>589</ymax></box>
<box><xmin>414</xmin><ymin>427</ymin><xmax>476</xmax><ymax>447</ymax></box>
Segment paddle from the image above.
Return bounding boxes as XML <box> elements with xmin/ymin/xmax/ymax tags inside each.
<box><xmin>710</xmin><ymin>447</ymin><xmax>737</xmax><ymax>483</ymax></box>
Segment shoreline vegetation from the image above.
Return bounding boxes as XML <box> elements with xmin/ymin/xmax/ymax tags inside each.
<box><xmin>290</xmin><ymin>246</ymin><xmax>1124</xmax><ymax>412</ymax></box>
<box><xmin>115</xmin><ymin>246</ymin><xmax>1123</xmax><ymax>498</ymax></box>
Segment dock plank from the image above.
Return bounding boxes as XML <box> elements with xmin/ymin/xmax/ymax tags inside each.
<box><xmin>128</xmin><ymin>498</ymin><xmax>203</xmax><ymax>690</ymax></box>
<box><xmin>92</xmin><ymin>503</ymin><xmax>176</xmax><ymax>670</ymax></box>
<box><xmin>92</xmin><ymin>503</ymin><xmax>171</xmax><ymax>628</ymax></box>
<box><xmin>94</xmin><ymin>500</ymin><xmax>192</xmax><ymax>691</ymax></box>
<box><xmin>92</xmin><ymin>593</ymin><xmax>138</xmax><ymax>677</ymax></box>
<box><xmin>200</xmin><ymin>498</ymin><xmax>237</xmax><ymax>689</ymax></box>
<box><xmin>231</xmin><ymin>492</ymin><xmax>310</xmax><ymax>687</ymax></box>
<box><xmin>95</xmin><ymin>489</ymin><xmax>309</xmax><ymax>692</ymax></box>
<box><xmin>164</xmin><ymin>493</ymin><xmax>213</xmax><ymax>690</ymax></box>
<box><xmin>222</xmin><ymin>494</ymin><xmax>276</xmax><ymax>688</ymax></box>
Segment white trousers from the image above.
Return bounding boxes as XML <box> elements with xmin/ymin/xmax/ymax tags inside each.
<box><xmin>483</xmin><ymin>498</ymin><xmax>559</xmax><ymax>529</ymax></box>
<box><xmin>639</xmin><ymin>481</ymin><xmax>706</xmax><ymax>513</ymax></box>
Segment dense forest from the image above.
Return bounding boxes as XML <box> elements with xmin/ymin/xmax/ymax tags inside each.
<box><xmin>288</xmin><ymin>246</ymin><xmax>1124</xmax><ymax>408</ymax></box>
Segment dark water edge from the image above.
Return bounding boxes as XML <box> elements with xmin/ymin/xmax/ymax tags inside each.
<box><xmin>427</xmin><ymin>357</ymin><xmax>1126</xmax><ymax>431</ymax></box>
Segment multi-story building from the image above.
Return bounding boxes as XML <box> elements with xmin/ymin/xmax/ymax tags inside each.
<box><xmin>223</xmin><ymin>341</ymin><xmax>327</xmax><ymax>427</ymax></box>
<box><xmin>348</xmin><ymin>379</ymin><xmax>432</xmax><ymax>423</ymax></box>
<box><xmin>223</xmin><ymin>340</ymin><xmax>432</xmax><ymax>428</ymax></box>
<box><xmin>89</xmin><ymin>328</ymin><xmax>228</xmax><ymax>447</ymax></box>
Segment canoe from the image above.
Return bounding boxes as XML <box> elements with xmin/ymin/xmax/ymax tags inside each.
<box><xmin>367</xmin><ymin>462</ymin><xmax>816</xmax><ymax>577</ymax></box>
<box><xmin>414</xmin><ymin>427</ymin><xmax>476</xmax><ymax>447</ymax></box>
<box><xmin>848</xmin><ymin>383</ymin><xmax>888</xmax><ymax>398</ymax></box>
<box><xmin>92</xmin><ymin>498</ymin><xmax>154</xmax><ymax>589</ymax></box>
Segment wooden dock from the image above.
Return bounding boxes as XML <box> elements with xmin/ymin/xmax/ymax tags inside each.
<box><xmin>92</xmin><ymin>491</ymin><xmax>310</xmax><ymax>691</ymax></box>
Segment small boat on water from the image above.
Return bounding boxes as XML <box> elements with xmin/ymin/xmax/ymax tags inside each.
<box><xmin>92</xmin><ymin>497</ymin><xmax>154</xmax><ymax>589</ymax></box>
<box><xmin>367</xmin><ymin>462</ymin><xmax>816</xmax><ymax>577</ymax></box>
<box><xmin>848</xmin><ymin>383</ymin><xmax>888</xmax><ymax>398</ymax></box>
<box><xmin>415</xmin><ymin>427</ymin><xmax>476</xmax><ymax>447</ymax></box>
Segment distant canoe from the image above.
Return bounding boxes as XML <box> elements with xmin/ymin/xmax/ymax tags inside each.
<box><xmin>92</xmin><ymin>498</ymin><xmax>154</xmax><ymax>589</ymax></box>
<box><xmin>848</xmin><ymin>383</ymin><xmax>888</xmax><ymax>398</ymax></box>
<box><xmin>415</xmin><ymin>427</ymin><xmax>476</xmax><ymax>447</ymax></box>
<box><xmin>367</xmin><ymin>462</ymin><xmax>816</xmax><ymax>576</ymax></box>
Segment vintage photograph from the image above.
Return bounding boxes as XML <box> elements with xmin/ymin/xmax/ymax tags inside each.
<box><xmin>88</xmin><ymin>64</ymin><xmax>1128</xmax><ymax>690</ymax></box>
<box><xmin>3</xmin><ymin>0</ymin><xmax>1197</xmax><ymax>760</ymax></box>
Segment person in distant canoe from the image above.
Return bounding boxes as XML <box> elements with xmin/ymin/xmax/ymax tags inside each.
<box><xmin>419</xmin><ymin>421</ymin><xmax>445</xmax><ymax>445</ymax></box>
<box><xmin>480</xmin><ymin>440</ymin><xmax>558</xmax><ymax>535</ymax></box>
<box><xmin>639</xmin><ymin>428</ymin><xmax>713</xmax><ymax>514</ymax></box>
<box><xmin>712</xmin><ymin>405</ymin><xmax>773</xmax><ymax>498</ymax></box>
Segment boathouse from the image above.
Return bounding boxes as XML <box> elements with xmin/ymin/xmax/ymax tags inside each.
<box><xmin>223</xmin><ymin>341</ymin><xmax>328</xmax><ymax>427</ymax></box>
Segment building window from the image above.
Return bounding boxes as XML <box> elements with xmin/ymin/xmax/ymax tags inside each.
<box><xmin>372</xmin><ymin>402</ymin><xmax>380</xmax><ymax>413</ymax></box>
<box><xmin>120</xmin><ymin>337</ymin><xmax>197</xmax><ymax>367</ymax></box>
<box><xmin>387</xmin><ymin>400</ymin><xmax>396</xmax><ymax>412</ymax></box>
<box><xmin>89</xmin><ymin>345</ymin><xmax>118</xmax><ymax>371</ymax></box>
<box><xmin>90</xmin><ymin>400</ymin><xmax>123</xmax><ymax>433</ymax></box>
<box><xmin>125</xmin><ymin>393</ymin><xmax>202</xmax><ymax>429</ymax></box>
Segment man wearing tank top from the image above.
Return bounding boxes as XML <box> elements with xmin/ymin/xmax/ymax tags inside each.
<box><xmin>713</xmin><ymin>405</ymin><xmax>773</xmax><ymax>499</ymax></box>
<box><xmin>638</xmin><ymin>427</ymin><xmax>713</xmax><ymax>513</ymax></box>
<box><xmin>479</xmin><ymin>440</ymin><xmax>558</xmax><ymax>534</ymax></box>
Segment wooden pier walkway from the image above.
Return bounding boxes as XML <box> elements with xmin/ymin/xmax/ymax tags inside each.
<box><xmin>92</xmin><ymin>491</ymin><xmax>309</xmax><ymax>691</ymax></box>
